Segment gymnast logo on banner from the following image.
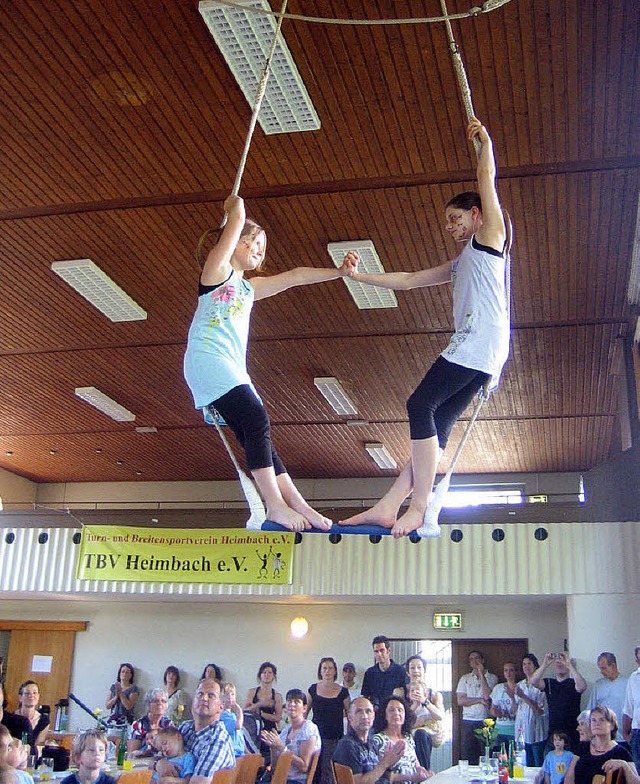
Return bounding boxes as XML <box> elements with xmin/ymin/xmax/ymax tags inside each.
<box><xmin>76</xmin><ymin>525</ymin><xmax>294</xmax><ymax>584</ymax></box>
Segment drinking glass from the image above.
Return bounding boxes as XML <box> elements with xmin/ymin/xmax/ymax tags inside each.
<box><xmin>40</xmin><ymin>757</ymin><xmax>55</xmax><ymax>781</ymax></box>
<box><xmin>458</xmin><ymin>760</ymin><xmax>470</xmax><ymax>777</ymax></box>
<box><xmin>26</xmin><ymin>755</ymin><xmax>37</xmax><ymax>775</ymax></box>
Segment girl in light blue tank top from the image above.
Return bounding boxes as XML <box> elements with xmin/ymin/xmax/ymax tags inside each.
<box><xmin>183</xmin><ymin>194</ymin><xmax>357</xmax><ymax>533</ymax></box>
<box><xmin>340</xmin><ymin>118</ymin><xmax>510</xmax><ymax>539</ymax></box>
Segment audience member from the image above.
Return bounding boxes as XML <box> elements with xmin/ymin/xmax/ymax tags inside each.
<box><xmin>564</xmin><ymin>706</ymin><xmax>634</xmax><ymax>784</ymax></box>
<box><xmin>61</xmin><ymin>729</ymin><xmax>117</xmax><ymax>784</ymax></box>
<box><xmin>456</xmin><ymin>651</ymin><xmax>498</xmax><ymax>764</ymax></box>
<box><xmin>308</xmin><ymin>657</ymin><xmax>350</xmax><ymax>784</ymax></box>
<box><xmin>243</xmin><ymin>662</ymin><xmax>283</xmax><ymax>735</ymax></box>
<box><xmin>490</xmin><ymin>662</ymin><xmax>518</xmax><ymax>747</ymax></box>
<box><xmin>623</xmin><ymin>645</ymin><xmax>640</xmax><ymax>769</ymax></box>
<box><xmin>220</xmin><ymin>683</ymin><xmax>245</xmax><ymax>758</ymax></box>
<box><xmin>16</xmin><ymin>682</ymin><xmax>49</xmax><ymax>751</ymax></box>
<box><xmin>0</xmin><ymin>685</ymin><xmax>31</xmax><ymax>747</ymax></box>
<box><xmin>372</xmin><ymin>696</ymin><xmax>431</xmax><ymax>783</ymax></box>
<box><xmin>128</xmin><ymin>689</ymin><xmax>173</xmax><ymax>756</ymax></box>
<box><xmin>530</xmin><ymin>653</ymin><xmax>586</xmax><ymax>748</ymax></box>
<box><xmin>515</xmin><ymin>654</ymin><xmax>548</xmax><ymax>766</ymax></box>
<box><xmin>362</xmin><ymin>637</ymin><xmax>408</xmax><ymax>731</ymax></box>
<box><xmin>261</xmin><ymin>689</ymin><xmax>320</xmax><ymax>784</ymax></box>
<box><xmin>342</xmin><ymin>665</ymin><xmax>361</xmax><ymax>702</ymax></box>
<box><xmin>542</xmin><ymin>732</ymin><xmax>574</xmax><ymax>784</ymax></box>
<box><xmin>588</xmin><ymin>653</ymin><xmax>628</xmax><ymax>741</ymax></box>
<box><xmin>403</xmin><ymin>656</ymin><xmax>444</xmax><ymax>770</ymax></box>
<box><xmin>576</xmin><ymin>711</ymin><xmax>591</xmax><ymax>744</ymax></box>
<box><xmin>164</xmin><ymin>667</ymin><xmax>191</xmax><ymax>725</ymax></box>
<box><xmin>333</xmin><ymin>698</ymin><xmax>406</xmax><ymax>784</ymax></box>
<box><xmin>152</xmin><ymin>727</ymin><xmax>195</xmax><ymax>783</ymax></box>
<box><xmin>6</xmin><ymin>739</ymin><xmax>35</xmax><ymax>784</ymax></box>
<box><xmin>201</xmin><ymin>665</ymin><xmax>222</xmax><ymax>683</ymax></box>
<box><xmin>105</xmin><ymin>663</ymin><xmax>139</xmax><ymax>725</ymax></box>
<box><xmin>156</xmin><ymin>679</ymin><xmax>235</xmax><ymax>784</ymax></box>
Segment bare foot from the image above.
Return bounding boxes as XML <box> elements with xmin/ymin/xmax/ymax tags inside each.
<box><xmin>288</xmin><ymin>500</ymin><xmax>333</xmax><ymax>531</ymax></box>
<box><xmin>266</xmin><ymin>502</ymin><xmax>309</xmax><ymax>532</ymax></box>
<box><xmin>340</xmin><ymin>500</ymin><xmax>398</xmax><ymax>528</ymax></box>
<box><xmin>391</xmin><ymin>506</ymin><xmax>426</xmax><ymax>539</ymax></box>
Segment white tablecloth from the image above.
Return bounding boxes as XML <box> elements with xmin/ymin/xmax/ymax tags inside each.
<box><xmin>430</xmin><ymin>766</ymin><xmax>540</xmax><ymax>784</ymax></box>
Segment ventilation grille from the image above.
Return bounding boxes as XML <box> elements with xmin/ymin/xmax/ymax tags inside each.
<box><xmin>199</xmin><ymin>0</ymin><xmax>320</xmax><ymax>135</ymax></box>
<box><xmin>51</xmin><ymin>259</ymin><xmax>147</xmax><ymax>322</ymax></box>
<box><xmin>327</xmin><ymin>240</ymin><xmax>398</xmax><ymax>309</ymax></box>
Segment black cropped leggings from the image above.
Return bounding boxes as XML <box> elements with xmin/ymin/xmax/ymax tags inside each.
<box><xmin>407</xmin><ymin>356</ymin><xmax>490</xmax><ymax>447</ymax></box>
<box><xmin>208</xmin><ymin>384</ymin><xmax>286</xmax><ymax>475</ymax></box>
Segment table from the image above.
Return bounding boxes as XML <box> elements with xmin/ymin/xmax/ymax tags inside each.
<box><xmin>431</xmin><ymin>766</ymin><xmax>541</xmax><ymax>784</ymax></box>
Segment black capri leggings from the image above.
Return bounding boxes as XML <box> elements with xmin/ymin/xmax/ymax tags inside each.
<box><xmin>208</xmin><ymin>384</ymin><xmax>286</xmax><ymax>475</ymax></box>
<box><xmin>407</xmin><ymin>356</ymin><xmax>490</xmax><ymax>447</ymax></box>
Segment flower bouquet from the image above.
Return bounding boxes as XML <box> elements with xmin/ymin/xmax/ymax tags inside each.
<box><xmin>474</xmin><ymin>718</ymin><xmax>499</xmax><ymax>775</ymax></box>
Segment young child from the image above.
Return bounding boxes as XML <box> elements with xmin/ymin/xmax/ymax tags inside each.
<box><xmin>220</xmin><ymin>683</ymin><xmax>246</xmax><ymax>758</ymax></box>
<box><xmin>341</xmin><ymin>117</ymin><xmax>509</xmax><ymax>538</ymax></box>
<box><xmin>61</xmin><ymin>730</ymin><xmax>117</xmax><ymax>784</ymax></box>
<box><xmin>542</xmin><ymin>732</ymin><xmax>574</xmax><ymax>784</ymax></box>
<box><xmin>5</xmin><ymin>739</ymin><xmax>35</xmax><ymax>784</ymax></box>
<box><xmin>184</xmin><ymin>194</ymin><xmax>357</xmax><ymax>533</ymax></box>
<box><xmin>151</xmin><ymin>727</ymin><xmax>195</xmax><ymax>783</ymax></box>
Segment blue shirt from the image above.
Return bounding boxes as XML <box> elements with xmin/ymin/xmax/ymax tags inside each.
<box><xmin>543</xmin><ymin>750</ymin><xmax>574</xmax><ymax>784</ymax></box>
<box><xmin>333</xmin><ymin>727</ymin><xmax>381</xmax><ymax>779</ymax></box>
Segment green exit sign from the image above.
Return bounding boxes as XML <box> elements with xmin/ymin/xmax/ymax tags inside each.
<box><xmin>433</xmin><ymin>612</ymin><xmax>463</xmax><ymax>630</ymax></box>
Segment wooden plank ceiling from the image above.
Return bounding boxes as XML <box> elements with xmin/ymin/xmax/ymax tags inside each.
<box><xmin>0</xmin><ymin>0</ymin><xmax>638</xmax><ymax>487</ymax></box>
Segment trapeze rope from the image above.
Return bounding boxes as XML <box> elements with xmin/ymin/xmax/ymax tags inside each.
<box><xmin>210</xmin><ymin>0</ymin><xmax>513</xmax><ymax>27</ymax></box>
<box><xmin>209</xmin><ymin>0</ymin><xmax>290</xmax><ymax>524</ymax></box>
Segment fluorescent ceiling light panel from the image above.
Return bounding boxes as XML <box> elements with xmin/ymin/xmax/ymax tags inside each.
<box><xmin>327</xmin><ymin>240</ymin><xmax>398</xmax><ymax>310</ymax></box>
<box><xmin>365</xmin><ymin>442</ymin><xmax>397</xmax><ymax>470</ymax></box>
<box><xmin>75</xmin><ymin>387</ymin><xmax>136</xmax><ymax>422</ymax></box>
<box><xmin>628</xmin><ymin>194</ymin><xmax>640</xmax><ymax>306</ymax></box>
<box><xmin>313</xmin><ymin>377</ymin><xmax>358</xmax><ymax>416</ymax></box>
<box><xmin>51</xmin><ymin>259</ymin><xmax>147</xmax><ymax>322</ymax></box>
<box><xmin>198</xmin><ymin>0</ymin><xmax>320</xmax><ymax>135</ymax></box>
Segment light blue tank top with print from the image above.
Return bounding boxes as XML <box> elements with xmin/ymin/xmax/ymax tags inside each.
<box><xmin>183</xmin><ymin>269</ymin><xmax>256</xmax><ymax>416</ymax></box>
<box><xmin>441</xmin><ymin>235</ymin><xmax>510</xmax><ymax>386</ymax></box>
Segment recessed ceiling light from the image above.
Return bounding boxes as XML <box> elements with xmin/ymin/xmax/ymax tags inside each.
<box><xmin>5</xmin><ymin>451</ymin><xmax>13</xmax><ymax>456</ymax></box>
<box><xmin>116</xmin><ymin>460</ymin><xmax>124</xmax><ymax>465</ymax></box>
<box><xmin>365</xmin><ymin>442</ymin><xmax>397</xmax><ymax>469</ymax></box>
<box><xmin>95</xmin><ymin>449</ymin><xmax>103</xmax><ymax>454</ymax></box>
<box><xmin>198</xmin><ymin>0</ymin><xmax>320</xmax><ymax>135</ymax></box>
<box><xmin>135</xmin><ymin>470</ymin><xmax>143</xmax><ymax>476</ymax></box>
<box><xmin>52</xmin><ymin>258</ymin><xmax>147</xmax><ymax>322</ymax></box>
<box><xmin>75</xmin><ymin>387</ymin><xmax>136</xmax><ymax>422</ymax></box>
<box><xmin>313</xmin><ymin>377</ymin><xmax>358</xmax><ymax>416</ymax></box>
<box><xmin>327</xmin><ymin>240</ymin><xmax>398</xmax><ymax>309</ymax></box>
<box><xmin>49</xmin><ymin>449</ymin><xmax>57</xmax><ymax>455</ymax></box>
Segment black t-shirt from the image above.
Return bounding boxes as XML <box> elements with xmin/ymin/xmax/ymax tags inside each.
<box><xmin>361</xmin><ymin>662</ymin><xmax>408</xmax><ymax>708</ymax></box>
<box><xmin>574</xmin><ymin>744</ymin><xmax>632</xmax><ymax>784</ymax></box>
<box><xmin>544</xmin><ymin>678</ymin><xmax>581</xmax><ymax>735</ymax></box>
<box><xmin>1</xmin><ymin>711</ymin><xmax>32</xmax><ymax>740</ymax></box>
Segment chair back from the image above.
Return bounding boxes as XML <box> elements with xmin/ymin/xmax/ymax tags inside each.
<box><xmin>333</xmin><ymin>762</ymin><xmax>355</xmax><ymax>784</ymax></box>
<box><xmin>235</xmin><ymin>753</ymin><xmax>265</xmax><ymax>784</ymax></box>
<box><xmin>305</xmin><ymin>750</ymin><xmax>320</xmax><ymax>784</ymax></box>
<box><xmin>118</xmin><ymin>771</ymin><xmax>153</xmax><ymax>784</ymax></box>
<box><xmin>270</xmin><ymin>751</ymin><xmax>293</xmax><ymax>784</ymax></box>
<box><xmin>211</xmin><ymin>767</ymin><xmax>238</xmax><ymax>784</ymax></box>
<box><xmin>593</xmin><ymin>771</ymin><xmax>618</xmax><ymax>784</ymax></box>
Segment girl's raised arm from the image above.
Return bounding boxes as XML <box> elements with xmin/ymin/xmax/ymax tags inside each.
<box><xmin>200</xmin><ymin>195</ymin><xmax>245</xmax><ymax>286</ymax></box>
<box><xmin>469</xmin><ymin>118</ymin><xmax>506</xmax><ymax>252</ymax></box>
<box><xmin>251</xmin><ymin>252</ymin><xmax>357</xmax><ymax>300</ymax></box>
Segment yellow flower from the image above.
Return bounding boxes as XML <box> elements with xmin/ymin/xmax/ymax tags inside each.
<box><xmin>93</xmin><ymin>708</ymin><xmax>103</xmax><ymax>717</ymax></box>
<box><xmin>483</xmin><ymin>718</ymin><xmax>495</xmax><ymax>727</ymax></box>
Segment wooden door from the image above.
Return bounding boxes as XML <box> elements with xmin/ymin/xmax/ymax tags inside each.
<box><xmin>451</xmin><ymin>639</ymin><xmax>529</xmax><ymax>764</ymax></box>
<box><xmin>1</xmin><ymin>621</ymin><xmax>87</xmax><ymax>717</ymax></box>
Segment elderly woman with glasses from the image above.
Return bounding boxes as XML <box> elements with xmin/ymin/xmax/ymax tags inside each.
<box><xmin>564</xmin><ymin>706</ymin><xmax>636</xmax><ymax>784</ymax></box>
<box><xmin>127</xmin><ymin>689</ymin><xmax>174</xmax><ymax>757</ymax></box>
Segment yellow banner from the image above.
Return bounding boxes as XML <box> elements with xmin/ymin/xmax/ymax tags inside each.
<box><xmin>76</xmin><ymin>526</ymin><xmax>294</xmax><ymax>584</ymax></box>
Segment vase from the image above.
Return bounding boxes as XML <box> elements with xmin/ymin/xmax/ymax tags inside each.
<box><xmin>480</xmin><ymin>749</ymin><xmax>493</xmax><ymax>777</ymax></box>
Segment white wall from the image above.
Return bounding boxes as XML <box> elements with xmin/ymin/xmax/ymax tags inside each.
<box><xmin>567</xmin><ymin>593</ymin><xmax>640</xmax><ymax>708</ymax></box>
<box><xmin>0</xmin><ymin>467</ymin><xmax>36</xmax><ymax>509</ymax></box>
<box><xmin>0</xmin><ymin>596</ymin><xmax>565</xmax><ymax>730</ymax></box>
